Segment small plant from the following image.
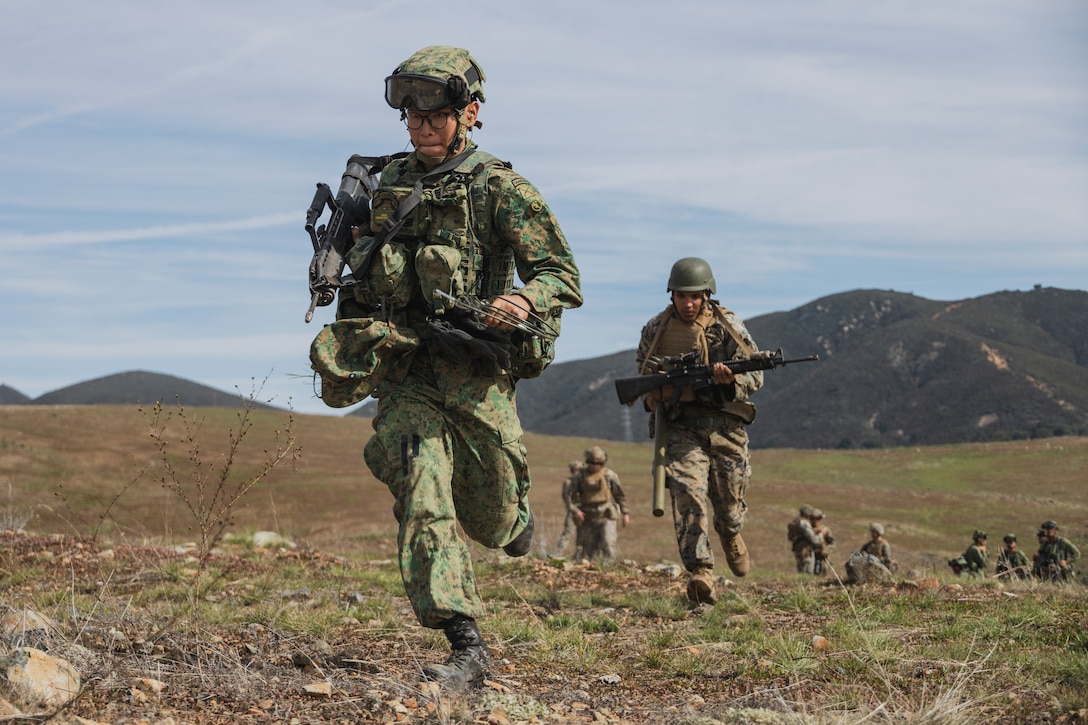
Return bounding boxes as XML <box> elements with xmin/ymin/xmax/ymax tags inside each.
<box><xmin>145</xmin><ymin>378</ymin><xmax>299</xmax><ymax>569</ymax></box>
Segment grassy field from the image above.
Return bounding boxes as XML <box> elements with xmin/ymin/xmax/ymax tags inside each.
<box><xmin>1</xmin><ymin>405</ymin><xmax>1087</xmax><ymax>723</ymax></box>
<box><xmin>4</xmin><ymin>405</ymin><xmax>1085</xmax><ymax>573</ymax></box>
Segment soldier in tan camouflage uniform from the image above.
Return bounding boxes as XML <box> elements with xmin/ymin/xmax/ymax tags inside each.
<box><xmin>331</xmin><ymin>46</ymin><xmax>581</xmax><ymax>690</ymax></box>
<box><xmin>570</xmin><ymin>446</ymin><xmax>630</xmax><ymax>562</ymax></box>
<box><xmin>636</xmin><ymin>258</ymin><xmax>763</xmax><ymax>604</ymax></box>
<box><xmin>555</xmin><ymin>460</ymin><xmax>584</xmax><ymax>558</ymax></box>
<box><xmin>788</xmin><ymin>505</ymin><xmax>832</xmax><ymax>574</ymax></box>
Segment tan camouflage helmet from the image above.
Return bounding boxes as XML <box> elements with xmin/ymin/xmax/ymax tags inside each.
<box><xmin>569</xmin><ymin>460</ymin><xmax>584</xmax><ymax>473</ymax></box>
<box><xmin>584</xmin><ymin>445</ymin><xmax>607</xmax><ymax>464</ymax></box>
<box><xmin>869</xmin><ymin>522</ymin><xmax>885</xmax><ymax>535</ymax></box>
<box><xmin>385</xmin><ymin>46</ymin><xmax>487</xmax><ymax>111</ymax></box>
<box><xmin>799</xmin><ymin>504</ymin><xmax>816</xmax><ymax>518</ymax></box>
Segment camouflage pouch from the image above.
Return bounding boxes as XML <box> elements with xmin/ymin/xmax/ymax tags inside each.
<box><xmin>509</xmin><ymin>309</ymin><xmax>561</xmax><ymax>379</ymax></box>
<box><xmin>309</xmin><ymin>317</ymin><xmax>420</xmax><ymax>408</ymax></box>
<box><xmin>348</xmin><ymin>238</ymin><xmax>417</xmax><ymax>310</ymax></box>
<box><xmin>415</xmin><ymin>244</ymin><xmax>464</xmax><ymax>313</ymax></box>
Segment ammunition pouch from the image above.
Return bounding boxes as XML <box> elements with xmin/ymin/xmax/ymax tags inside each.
<box><xmin>347</xmin><ymin>238</ymin><xmax>417</xmax><ymax>311</ymax></box>
<box><xmin>309</xmin><ymin>317</ymin><xmax>420</xmax><ymax>408</ymax></box>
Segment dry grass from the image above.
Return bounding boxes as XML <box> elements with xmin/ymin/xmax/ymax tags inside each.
<box><xmin>2</xmin><ymin>406</ymin><xmax>1087</xmax><ymax>723</ymax></box>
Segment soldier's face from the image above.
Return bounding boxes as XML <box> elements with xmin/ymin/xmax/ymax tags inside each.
<box><xmin>407</xmin><ymin>102</ymin><xmax>479</xmax><ymax>158</ymax></box>
<box><xmin>671</xmin><ymin>290</ymin><xmax>705</xmax><ymax>322</ymax></box>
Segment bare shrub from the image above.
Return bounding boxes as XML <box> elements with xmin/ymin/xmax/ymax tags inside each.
<box><xmin>145</xmin><ymin>378</ymin><xmax>299</xmax><ymax>569</ymax></box>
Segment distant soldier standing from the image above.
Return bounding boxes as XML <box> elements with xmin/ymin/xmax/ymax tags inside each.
<box><xmin>636</xmin><ymin>257</ymin><xmax>763</xmax><ymax>604</ymax></box>
<box><xmin>570</xmin><ymin>446</ymin><xmax>629</xmax><ymax>561</ymax></box>
<box><xmin>1036</xmin><ymin>520</ymin><xmax>1080</xmax><ymax>581</ymax></box>
<box><xmin>810</xmin><ymin>509</ymin><xmax>834</xmax><ymax>574</ymax></box>
<box><xmin>555</xmin><ymin>460</ymin><xmax>584</xmax><ymax>557</ymax></box>
<box><xmin>788</xmin><ymin>505</ymin><xmax>830</xmax><ymax>574</ymax></box>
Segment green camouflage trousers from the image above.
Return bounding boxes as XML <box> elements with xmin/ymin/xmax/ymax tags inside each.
<box><xmin>363</xmin><ymin>360</ymin><xmax>531</xmax><ymax>628</ymax></box>
<box><xmin>665</xmin><ymin>421</ymin><xmax>751</xmax><ymax>573</ymax></box>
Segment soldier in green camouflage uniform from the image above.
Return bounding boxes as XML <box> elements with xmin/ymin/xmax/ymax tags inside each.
<box><xmin>336</xmin><ymin>46</ymin><xmax>581</xmax><ymax>689</ymax></box>
<box><xmin>996</xmin><ymin>533</ymin><xmax>1031</xmax><ymax>579</ymax></box>
<box><xmin>961</xmin><ymin>530</ymin><xmax>989</xmax><ymax>576</ymax></box>
<box><xmin>636</xmin><ymin>258</ymin><xmax>763</xmax><ymax>604</ymax></box>
<box><xmin>1035</xmin><ymin>520</ymin><xmax>1080</xmax><ymax>581</ymax></box>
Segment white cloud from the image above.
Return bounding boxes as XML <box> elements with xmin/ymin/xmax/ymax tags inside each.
<box><xmin>0</xmin><ymin>0</ymin><xmax>1084</xmax><ymax>411</ymax></box>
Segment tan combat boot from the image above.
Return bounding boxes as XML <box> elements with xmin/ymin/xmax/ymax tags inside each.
<box><xmin>723</xmin><ymin>533</ymin><xmax>750</xmax><ymax>577</ymax></box>
<box><xmin>686</xmin><ymin>567</ymin><xmax>717</xmax><ymax>604</ymax></box>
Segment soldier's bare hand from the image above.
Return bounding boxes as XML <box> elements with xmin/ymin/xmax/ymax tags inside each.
<box><xmin>711</xmin><ymin>362</ymin><xmax>735</xmax><ymax>385</ymax></box>
<box><xmin>484</xmin><ymin>294</ymin><xmax>531</xmax><ymax>330</ymax></box>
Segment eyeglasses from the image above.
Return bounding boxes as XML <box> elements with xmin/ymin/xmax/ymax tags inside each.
<box><xmin>404</xmin><ymin>110</ymin><xmax>454</xmax><ymax>130</ymax></box>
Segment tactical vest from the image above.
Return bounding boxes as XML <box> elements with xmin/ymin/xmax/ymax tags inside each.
<box><xmin>358</xmin><ymin>149</ymin><xmax>515</xmax><ymax>314</ymax></box>
<box><xmin>579</xmin><ymin>470</ymin><xmax>612</xmax><ymax>505</ymax></box>
<box><xmin>644</xmin><ymin>305</ymin><xmax>714</xmax><ymax>402</ymax></box>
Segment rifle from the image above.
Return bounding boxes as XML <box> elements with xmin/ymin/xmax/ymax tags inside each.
<box><xmin>614</xmin><ymin>348</ymin><xmax>819</xmax><ymax>407</ymax></box>
<box><xmin>304</xmin><ymin>155</ymin><xmax>403</xmax><ymax>323</ymax></box>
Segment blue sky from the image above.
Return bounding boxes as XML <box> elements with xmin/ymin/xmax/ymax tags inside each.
<box><xmin>2</xmin><ymin>1</ymin><xmax>1085</xmax><ymax>415</ymax></box>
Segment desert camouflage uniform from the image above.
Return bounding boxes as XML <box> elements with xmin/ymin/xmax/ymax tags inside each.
<box><xmin>788</xmin><ymin>516</ymin><xmax>827</xmax><ymax>574</ymax></box>
<box><xmin>860</xmin><ymin>537</ymin><xmax>893</xmax><ymax>569</ymax></box>
<box><xmin>636</xmin><ymin>304</ymin><xmax>762</xmax><ymax>575</ymax></box>
<box><xmin>570</xmin><ymin>467</ymin><xmax>628</xmax><ymax>561</ymax></box>
<box><xmin>556</xmin><ymin>469</ymin><xmax>582</xmax><ymax>557</ymax></box>
<box><xmin>355</xmin><ymin>143</ymin><xmax>582</xmax><ymax>628</ymax></box>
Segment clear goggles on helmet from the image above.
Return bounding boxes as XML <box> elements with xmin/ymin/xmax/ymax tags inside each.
<box><xmin>385</xmin><ymin>74</ymin><xmax>452</xmax><ymax>112</ymax></box>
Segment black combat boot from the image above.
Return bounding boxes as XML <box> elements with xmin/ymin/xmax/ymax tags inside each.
<box><xmin>502</xmin><ymin>507</ymin><xmax>534</xmax><ymax>557</ymax></box>
<box><xmin>421</xmin><ymin>615</ymin><xmax>492</xmax><ymax>690</ymax></box>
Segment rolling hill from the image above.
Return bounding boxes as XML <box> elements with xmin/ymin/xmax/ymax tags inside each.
<box><xmin>8</xmin><ymin>286</ymin><xmax>1087</xmax><ymax>448</ymax></box>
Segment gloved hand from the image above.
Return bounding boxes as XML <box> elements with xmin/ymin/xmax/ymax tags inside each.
<box><xmin>428</xmin><ymin>308</ymin><xmax>515</xmax><ymax>375</ymax></box>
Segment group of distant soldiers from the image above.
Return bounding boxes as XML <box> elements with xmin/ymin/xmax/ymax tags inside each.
<box><xmin>785</xmin><ymin>506</ymin><xmax>896</xmax><ymax>584</ymax></box>
<box><xmin>782</xmin><ymin>506</ymin><xmax>1082</xmax><ymax>584</ymax></box>
<box><xmin>948</xmin><ymin>521</ymin><xmax>1081</xmax><ymax>581</ymax></box>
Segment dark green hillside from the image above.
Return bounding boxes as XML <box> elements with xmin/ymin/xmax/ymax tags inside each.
<box><xmin>0</xmin><ymin>384</ymin><xmax>31</xmax><ymax>405</ymax></box>
<box><xmin>513</xmin><ymin>286</ymin><xmax>1088</xmax><ymax>448</ymax></box>
<box><xmin>24</xmin><ymin>287</ymin><xmax>1088</xmax><ymax>449</ymax></box>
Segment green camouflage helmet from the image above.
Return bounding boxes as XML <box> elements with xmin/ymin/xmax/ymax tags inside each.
<box><xmin>385</xmin><ymin>46</ymin><xmax>487</xmax><ymax>111</ymax></box>
<box><xmin>799</xmin><ymin>504</ymin><xmax>816</xmax><ymax>517</ymax></box>
<box><xmin>667</xmin><ymin>257</ymin><xmax>716</xmax><ymax>294</ymax></box>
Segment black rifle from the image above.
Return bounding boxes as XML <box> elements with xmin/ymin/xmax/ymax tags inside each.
<box><xmin>304</xmin><ymin>155</ymin><xmax>404</xmax><ymax>323</ymax></box>
<box><xmin>614</xmin><ymin>348</ymin><xmax>819</xmax><ymax>407</ymax></box>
